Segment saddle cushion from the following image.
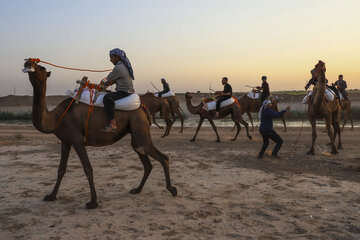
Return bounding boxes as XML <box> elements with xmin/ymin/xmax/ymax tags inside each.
<box><xmin>202</xmin><ymin>97</ymin><xmax>235</xmax><ymax>111</ymax></box>
<box><xmin>154</xmin><ymin>91</ymin><xmax>175</xmax><ymax>97</ymax></box>
<box><xmin>247</xmin><ymin>92</ymin><xmax>260</xmax><ymax>99</ymax></box>
<box><xmin>73</xmin><ymin>89</ymin><xmax>140</xmax><ymax>111</ymax></box>
<box><xmin>302</xmin><ymin>89</ymin><xmax>335</xmax><ymax>104</ymax></box>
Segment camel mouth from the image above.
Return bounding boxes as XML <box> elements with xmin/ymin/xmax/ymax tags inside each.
<box><xmin>22</xmin><ymin>67</ymin><xmax>35</xmax><ymax>73</ymax></box>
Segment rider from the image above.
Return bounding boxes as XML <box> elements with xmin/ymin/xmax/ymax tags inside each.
<box><xmin>102</xmin><ymin>48</ymin><xmax>135</xmax><ymax>132</ymax></box>
<box><xmin>334</xmin><ymin>74</ymin><xmax>348</xmax><ymax>100</ymax></box>
<box><xmin>214</xmin><ymin>77</ymin><xmax>232</xmax><ymax>119</ymax></box>
<box><xmin>256</xmin><ymin>76</ymin><xmax>270</xmax><ymax>102</ymax></box>
<box><xmin>158</xmin><ymin>78</ymin><xmax>170</xmax><ymax>97</ymax></box>
<box><xmin>305</xmin><ymin>68</ymin><xmax>340</xmax><ymax>101</ymax></box>
<box><xmin>258</xmin><ymin>100</ymin><xmax>290</xmax><ymax>158</ymax></box>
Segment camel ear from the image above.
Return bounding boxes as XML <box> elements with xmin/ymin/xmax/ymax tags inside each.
<box><xmin>47</xmin><ymin>71</ymin><xmax>51</xmax><ymax>78</ymax></box>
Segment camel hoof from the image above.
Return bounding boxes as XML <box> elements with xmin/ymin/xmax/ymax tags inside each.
<box><xmin>307</xmin><ymin>150</ymin><xmax>314</xmax><ymax>156</ymax></box>
<box><xmin>159</xmin><ymin>126</ymin><xmax>164</xmax><ymax>129</ymax></box>
<box><xmin>216</xmin><ymin>139</ymin><xmax>221</xmax><ymax>143</ymax></box>
<box><xmin>331</xmin><ymin>149</ymin><xmax>338</xmax><ymax>155</ymax></box>
<box><xmin>338</xmin><ymin>146</ymin><xmax>343</xmax><ymax>150</ymax></box>
<box><xmin>168</xmin><ymin>186</ymin><xmax>177</xmax><ymax>196</ymax></box>
<box><xmin>248</xmin><ymin>135</ymin><xmax>252</xmax><ymax>140</ymax></box>
<box><xmin>43</xmin><ymin>194</ymin><xmax>56</xmax><ymax>201</ymax></box>
<box><xmin>190</xmin><ymin>139</ymin><xmax>195</xmax><ymax>142</ymax></box>
<box><xmin>160</xmin><ymin>135</ymin><xmax>166</xmax><ymax>138</ymax></box>
<box><xmin>129</xmin><ymin>188</ymin><xmax>142</xmax><ymax>194</ymax></box>
<box><xmin>86</xmin><ymin>201</ymin><xmax>98</xmax><ymax>209</ymax></box>
<box><xmin>231</xmin><ymin>138</ymin><xmax>236</xmax><ymax>142</ymax></box>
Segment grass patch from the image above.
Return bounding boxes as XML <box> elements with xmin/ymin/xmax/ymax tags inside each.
<box><xmin>0</xmin><ymin>111</ymin><xmax>32</xmax><ymax>120</ymax></box>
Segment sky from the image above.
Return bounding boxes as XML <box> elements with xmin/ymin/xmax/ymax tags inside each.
<box><xmin>0</xmin><ymin>0</ymin><xmax>359</xmax><ymax>96</ymax></box>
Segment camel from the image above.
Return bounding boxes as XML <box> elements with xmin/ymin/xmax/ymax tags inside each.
<box><xmin>140</xmin><ymin>92</ymin><xmax>174</xmax><ymax>137</ymax></box>
<box><xmin>340</xmin><ymin>98</ymin><xmax>353</xmax><ymax>131</ymax></box>
<box><xmin>22</xmin><ymin>60</ymin><xmax>177</xmax><ymax>209</ymax></box>
<box><xmin>185</xmin><ymin>92</ymin><xmax>252</xmax><ymax>142</ymax></box>
<box><xmin>233</xmin><ymin>95</ymin><xmax>287</xmax><ymax>132</ymax></box>
<box><xmin>307</xmin><ymin>60</ymin><xmax>342</xmax><ymax>155</ymax></box>
<box><xmin>163</xmin><ymin>96</ymin><xmax>184</xmax><ymax>134</ymax></box>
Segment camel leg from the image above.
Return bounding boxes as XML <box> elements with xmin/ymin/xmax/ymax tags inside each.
<box><xmin>153</xmin><ymin>114</ymin><xmax>163</xmax><ymax>129</ymax></box>
<box><xmin>177</xmin><ymin>109</ymin><xmax>184</xmax><ymax>133</ymax></box>
<box><xmin>307</xmin><ymin>117</ymin><xmax>316</xmax><ymax>155</ymax></box>
<box><xmin>231</xmin><ymin>121</ymin><xmax>240</xmax><ymax>141</ymax></box>
<box><xmin>73</xmin><ymin>142</ymin><xmax>98</xmax><ymax>209</ymax></box>
<box><xmin>161</xmin><ymin>117</ymin><xmax>173</xmax><ymax>138</ymax></box>
<box><xmin>190</xmin><ymin>116</ymin><xmax>204</xmax><ymax>142</ymax></box>
<box><xmin>247</xmin><ymin>112</ymin><xmax>254</xmax><ymax>131</ymax></box>
<box><xmin>281</xmin><ymin>116</ymin><xmax>287</xmax><ymax>132</ymax></box>
<box><xmin>147</xmin><ymin>145</ymin><xmax>177</xmax><ymax>196</ymax></box>
<box><xmin>324</xmin><ymin>116</ymin><xmax>338</xmax><ymax>154</ymax></box>
<box><xmin>208</xmin><ymin>118</ymin><xmax>221</xmax><ymax>142</ymax></box>
<box><xmin>333</xmin><ymin>116</ymin><xmax>343</xmax><ymax>150</ymax></box>
<box><xmin>130</xmin><ymin>147</ymin><xmax>153</xmax><ymax>194</ymax></box>
<box><xmin>237</xmin><ymin>117</ymin><xmax>252</xmax><ymax>141</ymax></box>
<box><xmin>44</xmin><ymin>141</ymin><xmax>71</xmax><ymax>201</ymax></box>
<box><xmin>231</xmin><ymin>123</ymin><xmax>236</xmax><ymax>132</ymax></box>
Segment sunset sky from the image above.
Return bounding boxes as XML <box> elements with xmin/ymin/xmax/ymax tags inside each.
<box><xmin>1</xmin><ymin>0</ymin><xmax>359</xmax><ymax>96</ymax></box>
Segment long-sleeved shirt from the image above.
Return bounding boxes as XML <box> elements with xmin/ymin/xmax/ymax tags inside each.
<box><xmin>104</xmin><ymin>61</ymin><xmax>134</xmax><ymax>93</ymax></box>
<box><xmin>162</xmin><ymin>82</ymin><xmax>170</xmax><ymax>92</ymax></box>
<box><xmin>334</xmin><ymin>79</ymin><xmax>347</xmax><ymax>91</ymax></box>
<box><xmin>259</xmin><ymin>108</ymin><xmax>286</xmax><ymax>132</ymax></box>
<box><xmin>261</xmin><ymin>81</ymin><xmax>270</xmax><ymax>95</ymax></box>
<box><xmin>305</xmin><ymin>77</ymin><xmax>329</xmax><ymax>90</ymax></box>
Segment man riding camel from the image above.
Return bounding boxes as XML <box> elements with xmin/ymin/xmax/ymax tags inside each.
<box><xmin>102</xmin><ymin>48</ymin><xmax>135</xmax><ymax>132</ymax></box>
<box><xmin>305</xmin><ymin>68</ymin><xmax>340</xmax><ymax>102</ymax></box>
<box><xmin>214</xmin><ymin>77</ymin><xmax>232</xmax><ymax>119</ymax></box>
<box><xmin>334</xmin><ymin>74</ymin><xmax>348</xmax><ymax>100</ymax></box>
<box><xmin>157</xmin><ymin>78</ymin><xmax>170</xmax><ymax>97</ymax></box>
<box><xmin>256</xmin><ymin>76</ymin><xmax>270</xmax><ymax>102</ymax></box>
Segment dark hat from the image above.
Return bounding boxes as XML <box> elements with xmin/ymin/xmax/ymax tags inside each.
<box><xmin>261</xmin><ymin>76</ymin><xmax>267</xmax><ymax>80</ymax></box>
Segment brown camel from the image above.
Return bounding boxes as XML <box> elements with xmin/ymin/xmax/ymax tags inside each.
<box><xmin>140</xmin><ymin>92</ymin><xmax>174</xmax><ymax>137</ymax></box>
<box><xmin>232</xmin><ymin>95</ymin><xmax>287</xmax><ymax>132</ymax></box>
<box><xmin>162</xmin><ymin>96</ymin><xmax>184</xmax><ymax>133</ymax></box>
<box><xmin>185</xmin><ymin>92</ymin><xmax>252</xmax><ymax>142</ymax></box>
<box><xmin>307</xmin><ymin>60</ymin><xmax>342</xmax><ymax>155</ymax></box>
<box><xmin>340</xmin><ymin>98</ymin><xmax>353</xmax><ymax>131</ymax></box>
<box><xmin>22</xmin><ymin>60</ymin><xmax>177</xmax><ymax>209</ymax></box>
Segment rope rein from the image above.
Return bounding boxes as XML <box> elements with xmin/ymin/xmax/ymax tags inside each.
<box><xmin>27</xmin><ymin>58</ymin><xmax>112</xmax><ymax>72</ymax></box>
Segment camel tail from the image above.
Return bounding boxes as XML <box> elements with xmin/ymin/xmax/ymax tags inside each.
<box><xmin>141</xmin><ymin>105</ymin><xmax>152</xmax><ymax>126</ymax></box>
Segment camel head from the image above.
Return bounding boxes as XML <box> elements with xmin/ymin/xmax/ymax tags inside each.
<box><xmin>185</xmin><ymin>92</ymin><xmax>193</xmax><ymax>99</ymax></box>
<box><xmin>315</xmin><ymin>60</ymin><xmax>326</xmax><ymax>76</ymax></box>
<box><xmin>22</xmin><ymin>59</ymin><xmax>51</xmax><ymax>88</ymax></box>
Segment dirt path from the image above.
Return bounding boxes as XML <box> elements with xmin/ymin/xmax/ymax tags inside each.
<box><xmin>0</xmin><ymin>125</ymin><xmax>359</xmax><ymax>239</ymax></box>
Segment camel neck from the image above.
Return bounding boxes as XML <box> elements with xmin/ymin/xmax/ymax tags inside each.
<box><xmin>185</xmin><ymin>96</ymin><xmax>203</xmax><ymax>114</ymax></box>
<box><xmin>32</xmin><ymin>82</ymin><xmax>57</xmax><ymax>133</ymax></box>
<box><xmin>313</xmin><ymin>71</ymin><xmax>326</xmax><ymax>109</ymax></box>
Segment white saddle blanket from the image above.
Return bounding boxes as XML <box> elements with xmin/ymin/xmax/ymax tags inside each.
<box><xmin>339</xmin><ymin>93</ymin><xmax>345</xmax><ymax>100</ymax></box>
<box><xmin>247</xmin><ymin>92</ymin><xmax>260</xmax><ymax>99</ymax></box>
<box><xmin>155</xmin><ymin>91</ymin><xmax>175</xmax><ymax>97</ymax></box>
<box><xmin>302</xmin><ymin>89</ymin><xmax>335</xmax><ymax>104</ymax></box>
<box><xmin>203</xmin><ymin>98</ymin><xmax>235</xmax><ymax>111</ymax></box>
<box><xmin>73</xmin><ymin>89</ymin><xmax>140</xmax><ymax>111</ymax></box>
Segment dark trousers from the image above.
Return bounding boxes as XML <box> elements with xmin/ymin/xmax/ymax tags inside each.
<box><xmin>259</xmin><ymin>130</ymin><xmax>283</xmax><ymax>156</ymax></box>
<box><xmin>339</xmin><ymin>89</ymin><xmax>348</xmax><ymax>100</ymax></box>
<box><xmin>158</xmin><ymin>90</ymin><xmax>169</xmax><ymax>97</ymax></box>
<box><xmin>261</xmin><ymin>93</ymin><xmax>269</xmax><ymax>102</ymax></box>
<box><xmin>216</xmin><ymin>96</ymin><xmax>231</xmax><ymax>112</ymax></box>
<box><xmin>103</xmin><ymin>91</ymin><xmax>131</xmax><ymax>120</ymax></box>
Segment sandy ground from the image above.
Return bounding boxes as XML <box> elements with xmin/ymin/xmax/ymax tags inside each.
<box><xmin>0</xmin><ymin>124</ymin><xmax>360</xmax><ymax>240</ymax></box>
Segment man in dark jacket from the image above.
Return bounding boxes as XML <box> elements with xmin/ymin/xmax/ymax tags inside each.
<box><xmin>257</xmin><ymin>76</ymin><xmax>270</xmax><ymax>102</ymax></box>
<box><xmin>102</xmin><ymin>48</ymin><xmax>135</xmax><ymax>132</ymax></box>
<box><xmin>258</xmin><ymin>100</ymin><xmax>290</xmax><ymax>158</ymax></box>
<box><xmin>158</xmin><ymin>78</ymin><xmax>170</xmax><ymax>97</ymax></box>
<box><xmin>334</xmin><ymin>74</ymin><xmax>348</xmax><ymax>100</ymax></box>
<box><xmin>214</xmin><ymin>77</ymin><xmax>232</xmax><ymax>119</ymax></box>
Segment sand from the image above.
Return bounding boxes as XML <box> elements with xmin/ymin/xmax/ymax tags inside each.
<box><xmin>0</xmin><ymin>124</ymin><xmax>359</xmax><ymax>240</ymax></box>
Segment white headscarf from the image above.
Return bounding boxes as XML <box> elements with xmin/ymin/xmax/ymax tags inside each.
<box><xmin>258</xmin><ymin>100</ymin><xmax>272</xmax><ymax>119</ymax></box>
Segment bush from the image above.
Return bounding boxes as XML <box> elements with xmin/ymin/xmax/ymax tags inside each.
<box><xmin>0</xmin><ymin>111</ymin><xmax>32</xmax><ymax>120</ymax></box>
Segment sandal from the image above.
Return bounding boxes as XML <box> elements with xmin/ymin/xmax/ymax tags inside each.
<box><xmin>101</xmin><ymin>125</ymin><xmax>117</xmax><ymax>133</ymax></box>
